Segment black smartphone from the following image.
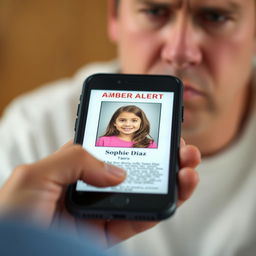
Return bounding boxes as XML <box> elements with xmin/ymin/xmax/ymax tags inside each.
<box><xmin>66</xmin><ymin>73</ymin><xmax>183</xmax><ymax>220</ymax></box>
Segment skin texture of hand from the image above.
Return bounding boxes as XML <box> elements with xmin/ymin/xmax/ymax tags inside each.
<box><xmin>0</xmin><ymin>139</ymin><xmax>200</xmax><ymax>247</ymax></box>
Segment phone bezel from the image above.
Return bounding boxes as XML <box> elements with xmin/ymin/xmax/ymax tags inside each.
<box><xmin>66</xmin><ymin>73</ymin><xmax>183</xmax><ymax>220</ymax></box>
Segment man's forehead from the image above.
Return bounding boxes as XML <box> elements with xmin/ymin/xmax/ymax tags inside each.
<box><xmin>134</xmin><ymin>0</ymin><xmax>248</xmax><ymax>9</ymax></box>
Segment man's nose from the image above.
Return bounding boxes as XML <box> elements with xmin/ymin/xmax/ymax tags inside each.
<box><xmin>161</xmin><ymin>17</ymin><xmax>202</xmax><ymax>69</ymax></box>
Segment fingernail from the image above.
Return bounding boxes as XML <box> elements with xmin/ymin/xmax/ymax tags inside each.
<box><xmin>106</xmin><ymin>164</ymin><xmax>126</xmax><ymax>178</ymax></box>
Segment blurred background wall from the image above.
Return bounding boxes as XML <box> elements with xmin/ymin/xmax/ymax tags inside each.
<box><xmin>0</xmin><ymin>0</ymin><xmax>116</xmax><ymax>115</ymax></box>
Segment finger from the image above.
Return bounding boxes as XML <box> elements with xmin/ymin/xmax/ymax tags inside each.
<box><xmin>180</xmin><ymin>144</ymin><xmax>201</xmax><ymax>169</ymax></box>
<box><xmin>180</xmin><ymin>137</ymin><xmax>186</xmax><ymax>148</ymax></box>
<box><xmin>29</xmin><ymin>145</ymin><xmax>126</xmax><ymax>188</ymax></box>
<box><xmin>177</xmin><ymin>167</ymin><xmax>199</xmax><ymax>207</ymax></box>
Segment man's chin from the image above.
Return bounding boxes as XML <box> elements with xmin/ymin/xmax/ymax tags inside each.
<box><xmin>182</xmin><ymin>112</ymin><xmax>202</xmax><ymax>134</ymax></box>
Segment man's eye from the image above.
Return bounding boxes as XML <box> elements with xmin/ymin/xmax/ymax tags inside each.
<box><xmin>198</xmin><ymin>10</ymin><xmax>230</xmax><ymax>25</ymax></box>
<box><xmin>140</xmin><ymin>6</ymin><xmax>170</xmax><ymax>19</ymax></box>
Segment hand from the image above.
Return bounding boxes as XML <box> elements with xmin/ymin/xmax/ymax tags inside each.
<box><xmin>0</xmin><ymin>139</ymin><xmax>200</xmax><ymax>247</ymax></box>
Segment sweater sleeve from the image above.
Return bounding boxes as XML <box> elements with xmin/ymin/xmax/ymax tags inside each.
<box><xmin>0</xmin><ymin>79</ymin><xmax>78</xmax><ymax>187</ymax></box>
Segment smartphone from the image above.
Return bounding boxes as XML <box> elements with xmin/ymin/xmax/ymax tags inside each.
<box><xmin>66</xmin><ymin>73</ymin><xmax>183</xmax><ymax>220</ymax></box>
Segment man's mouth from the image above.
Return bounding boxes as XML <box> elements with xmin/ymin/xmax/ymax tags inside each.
<box><xmin>183</xmin><ymin>83</ymin><xmax>205</xmax><ymax>101</ymax></box>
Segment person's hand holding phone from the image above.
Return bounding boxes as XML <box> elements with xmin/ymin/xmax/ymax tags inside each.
<box><xmin>0</xmin><ymin>140</ymin><xmax>200</xmax><ymax>247</ymax></box>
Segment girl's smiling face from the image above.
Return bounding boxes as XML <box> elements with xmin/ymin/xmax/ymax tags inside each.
<box><xmin>114</xmin><ymin>112</ymin><xmax>142</xmax><ymax>136</ymax></box>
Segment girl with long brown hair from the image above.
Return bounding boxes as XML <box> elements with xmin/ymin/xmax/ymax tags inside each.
<box><xmin>96</xmin><ymin>105</ymin><xmax>157</xmax><ymax>148</ymax></box>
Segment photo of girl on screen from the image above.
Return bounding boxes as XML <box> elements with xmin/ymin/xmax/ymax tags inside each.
<box><xmin>96</xmin><ymin>105</ymin><xmax>157</xmax><ymax>148</ymax></box>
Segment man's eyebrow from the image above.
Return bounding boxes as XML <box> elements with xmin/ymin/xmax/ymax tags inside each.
<box><xmin>135</xmin><ymin>0</ymin><xmax>181</xmax><ymax>8</ymax></box>
<box><xmin>135</xmin><ymin>0</ymin><xmax>243</xmax><ymax>14</ymax></box>
<box><xmin>194</xmin><ymin>0</ymin><xmax>242</xmax><ymax>13</ymax></box>
<box><xmin>224</xmin><ymin>1</ymin><xmax>241</xmax><ymax>11</ymax></box>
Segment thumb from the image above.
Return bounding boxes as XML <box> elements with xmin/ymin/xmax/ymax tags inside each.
<box><xmin>31</xmin><ymin>145</ymin><xmax>126</xmax><ymax>188</ymax></box>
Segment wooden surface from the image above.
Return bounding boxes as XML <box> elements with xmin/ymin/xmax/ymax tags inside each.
<box><xmin>0</xmin><ymin>0</ymin><xmax>116</xmax><ymax>115</ymax></box>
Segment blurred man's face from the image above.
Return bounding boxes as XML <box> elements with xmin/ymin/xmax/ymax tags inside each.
<box><xmin>109</xmin><ymin>0</ymin><xmax>256</xmax><ymax>152</ymax></box>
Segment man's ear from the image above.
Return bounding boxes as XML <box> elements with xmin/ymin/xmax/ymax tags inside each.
<box><xmin>107</xmin><ymin>0</ymin><xmax>119</xmax><ymax>42</ymax></box>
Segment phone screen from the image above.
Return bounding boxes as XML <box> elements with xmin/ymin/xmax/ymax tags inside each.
<box><xmin>76</xmin><ymin>89</ymin><xmax>174</xmax><ymax>195</ymax></box>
